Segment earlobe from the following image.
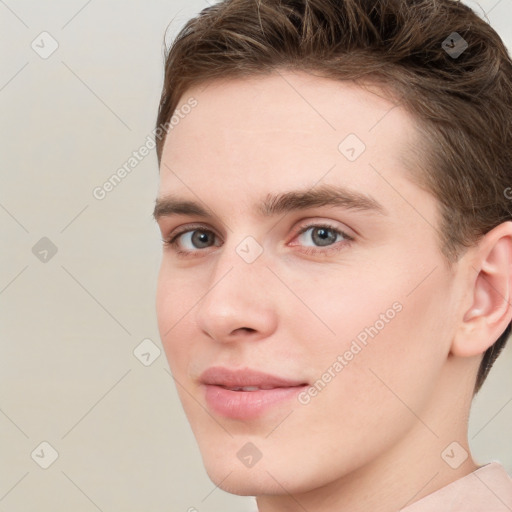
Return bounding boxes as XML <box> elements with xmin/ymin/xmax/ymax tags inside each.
<box><xmin>451</xmin><ymin>221</ymin><xmax>512</xmax><ymax>358</ymax></box>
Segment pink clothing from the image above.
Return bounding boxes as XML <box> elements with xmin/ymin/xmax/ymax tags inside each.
<box><xmin>400</xmin><ymin>462</ymin><xmax>512</xmax><ymax>511</ymax></box>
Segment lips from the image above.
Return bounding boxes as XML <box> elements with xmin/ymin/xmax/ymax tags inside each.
<box><xmin>223</xmin><ymin>386</ymin><xmax>267</xmax><ymax>391</ymax></box>
<box><xmin>199</xmin><ymin>366</ymin><xmax>307</xmax><ymax>389</ymax></box>
<box><xmin>199</xmin><ymin>366</ymin><xmax>308</xmax><ymax>419</ymax></box>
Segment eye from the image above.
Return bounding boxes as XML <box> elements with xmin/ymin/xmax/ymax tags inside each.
<box><xmin>291</xmin><ymin>223</ymin><xmax>354</xmax><ymax>255</ymax></box>
<box><xmin>296</xmin><ymin>225</ymin><xmax>344</xmax><ymax>247</ymax></box>
<box><xmin>179</xmin><ymin>230</ymin><xmax>216</xmax><ymax>250</ymax></box>
<box><xmin>162</xmin><ymin>225</ymin><xmax>220</xmax><ymax>257</ymax></box>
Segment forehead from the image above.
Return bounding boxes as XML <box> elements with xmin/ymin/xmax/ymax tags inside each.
<box><xmin>158</xmin><ymin>70</ymin><xmax>430</xmax><ymax>221</ymax></box>
<box><xmin>163</xmin><ymin>71</ymin><xmax>407</xmax><ymax>148</ymax></box>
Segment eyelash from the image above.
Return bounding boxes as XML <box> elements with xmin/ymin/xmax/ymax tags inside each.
<box><xmin>162</xmin><ymin>222</ymin><xmax>354</xmax><ymax>258</ymax></box>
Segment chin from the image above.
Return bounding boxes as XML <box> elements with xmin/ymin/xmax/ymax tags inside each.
<box><xmin>196</xmin><ymin>437</ymin><xmax>331</xmax><ymax>497</ymax></box>
<box><xmin>196</xmin><ymin>439</ymin><xmax>273</xmax><ymax>495</ymax></box>
<box><xmin>202</xmin><ymin>459</ymin><xmax>291</xmax><ymax>496</ymax></box>
<box><xmin>205</xmin><ymin>466</ymin><xmax>272</xmax><ymax>496</ymax></box>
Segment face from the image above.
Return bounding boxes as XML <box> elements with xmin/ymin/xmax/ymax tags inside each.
<box><xmin>154</xmin><ymin>71</ymin><xmax>463</xmax><ymax>496</ymax></box>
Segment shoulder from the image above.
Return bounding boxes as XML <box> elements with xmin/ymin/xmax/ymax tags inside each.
<box><xmin>400</xmin><ymin>462</ymin><xmax>512</xmax><ymax>512</ymax></box>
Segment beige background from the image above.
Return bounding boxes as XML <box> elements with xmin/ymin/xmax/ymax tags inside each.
<box><xmin>0</xmin><ymin>1</ymin><xmax>511</xmax><ymax>511</ymax></box>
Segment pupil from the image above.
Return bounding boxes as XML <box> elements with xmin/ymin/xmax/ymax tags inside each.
<box><xmin>314</xmin><ymin>227</ymin><xmax>336</xmax><ymax>246</ymax></box>
<box><xmin>193</xmin><ymin>231</ymin><xmax>210</xmax><ymax>247</ymax></box>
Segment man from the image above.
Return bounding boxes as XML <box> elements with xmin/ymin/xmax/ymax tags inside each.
<box><xmin>152</xmin><ymin>0</ymin><xmax>512</xmax><ymax>510</ymax></box>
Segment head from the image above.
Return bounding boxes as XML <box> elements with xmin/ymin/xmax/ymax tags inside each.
<box><xmin>153</xmin><ymin>0</ymin><xmax>512</xmax><ymax>500</ymax></box>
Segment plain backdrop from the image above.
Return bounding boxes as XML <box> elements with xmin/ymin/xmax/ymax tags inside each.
<box><xmin>0</xmin><ymin>1</ymin><xmax>511</xmax><ymax>511</ymax></box>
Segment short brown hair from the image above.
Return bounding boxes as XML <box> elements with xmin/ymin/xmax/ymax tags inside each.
<box><xmin>155</xmin><ymin>0</ymin><xmax>512</xmax><ymax>395</ymax></box>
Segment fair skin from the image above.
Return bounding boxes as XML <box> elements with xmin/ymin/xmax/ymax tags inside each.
<box><xmin>154</xmin><ymin>70</ymin><xmax>512</xmax><ymax>512</ymax></box>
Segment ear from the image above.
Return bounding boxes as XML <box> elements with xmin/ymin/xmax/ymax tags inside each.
<box><xmin>451</xmin><ymin>221</ymin><xmax>512</xmax><ymax>358</ymax></box>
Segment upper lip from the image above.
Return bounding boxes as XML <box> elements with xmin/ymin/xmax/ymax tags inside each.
<box><xmin>200</xmin><ymin>366</ymin><xmax>307</xmax><ymax>389</ymax></box>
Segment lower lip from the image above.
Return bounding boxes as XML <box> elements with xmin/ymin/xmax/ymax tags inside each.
<box><xmin>203</xmin><ymin>384</ymin><xmax>307</xmax><ymax>420</ymax></box>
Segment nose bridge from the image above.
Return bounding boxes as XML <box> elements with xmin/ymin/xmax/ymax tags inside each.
<box><xmin>204</xmin><ymin>234</ymin><xmax>267</xmax><ymax>308</ymax></box>
<box><xmin>194</xmin><ymin>233</ymin><xmax>276</xmax><ymax>340</ymax></box>
<box><xmin>211</xmin><ymin>229</ymin><xmax>268</xmax><ymax>289</ymax></box>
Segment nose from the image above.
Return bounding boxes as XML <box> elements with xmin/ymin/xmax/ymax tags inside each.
<box><xmin>194</xmin><ymin>242</ymin><xmax>278</xmax><ymax>344</ymax></box>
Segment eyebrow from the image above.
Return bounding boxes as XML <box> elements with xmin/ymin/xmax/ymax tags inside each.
<box><xmin>152</xmin><ymin>184</ymin><xmax>387</xmax><ymax>222</ymax></box>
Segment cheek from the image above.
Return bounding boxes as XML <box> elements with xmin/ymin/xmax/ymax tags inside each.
<box><xmin>155</xmin><ymin>265</ymin><xmax>173</xmax><ymax>336</ymax></box>
<box><xmin>279</xmin><ymin>259</ymin><xmax>401</xmax><ymax>359</ymax></box>
<box><xmin>308</xmin><ymin>272</ymin><xmax>452</xmax><ymax>424</ymax></box>
<box><xmin>286</xmin><ymin>250</ymin><xmax>453</xmax><ymax>403</ymax></box>
<box><xmin>155</xmin><ymin>263</ymin><xmax>195</xmax><ymax>370</ymax></box>
<box><xmin>156</xmin><ymin>260</ymin><xmax>199</xmax><ymax>326</ymax></box>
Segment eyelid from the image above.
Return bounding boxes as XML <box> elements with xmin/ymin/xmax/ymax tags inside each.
<box><xmin>165</xmin><ymin>218</ymin><xmax>354</xmax><ymax>241</ymax></box>
<box><xmin>291</xmin><ymin>218</ymin><xmax>355</xmax><ymax>241</ymax></box>
<box><xmin>166</xmin><ymin>222</ymin><xmax>216</xmax><ymax>239</ymax></box>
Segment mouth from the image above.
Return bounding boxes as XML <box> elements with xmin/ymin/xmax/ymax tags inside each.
<box><xmin>199</xmin><ymin>366</ymin><xmax>309</xmax><ymax>419</ymax></box>
<box><xmin>217</xmin><ymin>385</ymin><xmax>291</xmax><ymax>391</ymax></box>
